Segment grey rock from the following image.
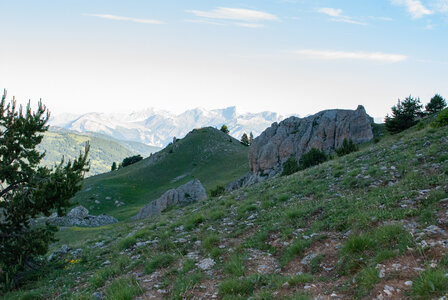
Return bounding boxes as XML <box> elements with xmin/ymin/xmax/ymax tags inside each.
<box><xmin>196</xmin><ymin>258</ymin><xmax>215</xmax><ymax>270</ymax></box>
<box><xmin>92</xmin><ymin>292</ymin><xmax>104</xmax><ymax>299</ymax></box>
<box><xmin>249</xmin><ymin>105</ymin><xmax>373</xmax><ymax>176</ymax></box>
<box><xmin>48</xmin><ymin>244</ymin><xmax>70</xmax><ymax>261</ymax></box>
<box><xmin>49</xmin><ymin>206</ymin><xmax>118</xmax><ymax>227</ymax></box>
<box><xmin>301</xmin><ymin>253</ymin><xmax>318</xmax><ymax>265</ymax></box>
<box><xmin>226</xmin><ymin>172</ymin><xmax>266</xmax><ymax>192</ymax></box>
<box><xmin>134</xmin><ymin>179</ymin><xmax>207</xmax><ymax>220</ymax></box>
<box><xmin>67</xmin><ymin>206</ymin><xmax>89</xmax><ymax>219</ymax></box>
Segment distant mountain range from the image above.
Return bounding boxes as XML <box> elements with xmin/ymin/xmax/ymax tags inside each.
<box><xmin>49</xmin><ymin>107</ymin><xmax>287</xmax><ymax>147</ymax></box>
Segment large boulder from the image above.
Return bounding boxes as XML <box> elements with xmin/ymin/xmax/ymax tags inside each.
<box><xmin>134</xmin><ymin>179</ymin><xmax>207</xmax><ymax>220</ymax></box>
<box><xmin>249</xmin><ymin>105</ymin><xmax>373</xmax><ymax>176</ymax></box>
<box><xmin>49</xmin><ymin>206</ymin><xmax>118</xmax><ymax>227</ymax></box>
<box><xmin>67</xmin><ymin>206</ymin><xmax>89</xmax><ymax>219</ymax></box>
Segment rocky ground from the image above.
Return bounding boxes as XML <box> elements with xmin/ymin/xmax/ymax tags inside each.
<box><xmin>4</xmin><ymin>122</ymin><xmax>448</xmax><ymax>299</ymax></box>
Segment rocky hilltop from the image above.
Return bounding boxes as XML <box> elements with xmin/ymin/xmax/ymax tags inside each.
<box><xmin>249</xmin><ymin>105</ymin><xmax>373</xmax><ymax>176</ymax></box>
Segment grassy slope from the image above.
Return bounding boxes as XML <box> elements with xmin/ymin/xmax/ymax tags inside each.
<box><xmin>38</xmin><ymin>129</ymin><xmax>160</xmax><ymax>176</ymax></box>
<box><xmin>71</xmin><ymin>127</ymin><xmax>250</xmax><ymax>220</ymax></box>
<box><xmin>5</xmin><ymin>120</ymin><xmax>448</xmax><ymax>300</ymax></box>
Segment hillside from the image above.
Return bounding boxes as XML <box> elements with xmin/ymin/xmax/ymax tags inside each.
<box><xmin>4</xmin><ymin>120</ymin><xmax>448</xmax><ymax>299</ymax></box>
<box><xmin>38</xmin><ymin>128</ymin><xmax>160</xmax><ymax>176</ymax></box>
<box><xmin>71</xmin><ymin>127</ymin><xmax>250</xmax><ymax>220</ymax></box>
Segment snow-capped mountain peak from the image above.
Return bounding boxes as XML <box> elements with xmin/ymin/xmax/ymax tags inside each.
<box><xmin>49</xmin><ymin>106</ymin><xmax>287</xmax><ymax>147</ymax></box>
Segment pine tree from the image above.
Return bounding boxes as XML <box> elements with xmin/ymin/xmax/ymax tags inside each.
<box><xmin>240</xmin><ymin>133</ymin><xmax>250</xmax><ymax>146</ymax></box>
<box><xmin>220</xmin><ymin>124</ymin><xmax>229</xmax><ymax>134</ymax></box>
<box><xmin>425</xmin><ymin>94</ymin><xmax>446</xmax><ymax>115</ymax></box>
<box><xmin>111</xmin><ymin>162</ymin><xmax>117</xmax><ymax>171</ymax></box>
<box><xmin>249</xmin><ymin>132</ymin><xmax>254</xmax><ymax>145</ymax></box>
<box><xmin>385</xmin><ymin>96</ymin><xmax>423</xmax><ymax>134</ymax></box>
<box><xmin>0</xmin><ymin>90</ymin><xmax>89</xmax><ymax>290</ymax></box>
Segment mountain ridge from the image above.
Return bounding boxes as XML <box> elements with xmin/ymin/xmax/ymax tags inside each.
<box><xmin>49</xmin><ymin>106</ymin><xmax>287</xmax><ymax>148</ymax></box>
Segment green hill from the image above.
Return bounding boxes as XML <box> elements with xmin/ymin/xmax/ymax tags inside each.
<box><xmin>5</xmin><ymin>118</ymin><xmax>448</xmax><ymax>300</ymax></box>
<box><xmin>71</xmin><ymin>127</ymin><xmax>250</xmax><ymax>220</ymax></box>
<box><xmin>38</xmin><ymin>127</ymin><xmax>160</xmax><ymax>176</ymax></box>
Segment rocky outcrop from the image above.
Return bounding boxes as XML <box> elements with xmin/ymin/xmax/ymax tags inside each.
<box><xmin>49</xmin><ymin>206</ymin><xmax>118</xmax><ymax>227</ymax></box>
<box><xmin>134</xmin><ymin>179</ymin><xmax>207</xmax><ymax>220</ymax></box>
<box><xmin>226</xmin><ymin>172</ymin><xmax>266</xmax><ymax>192</ymax></box>
<box><xmin>249</xmin><ymin>105</ymin><xmax>373</xmax><ymax>176</ymax></box>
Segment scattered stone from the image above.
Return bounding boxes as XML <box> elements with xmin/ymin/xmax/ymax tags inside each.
<box><xmin>404</xmin><ymin>281</ymin><xmax>413</xmax><ymax>286</ymax></box>
<box><xmin>48</xmin><ymin>244</ymin><xmax>70</xmax><ymax>261</ymax></box>
<box><xmin>301</xmin><ymin>253</ymin><xmax>318</xmax><ymax>266</ymax></box>
<box><xmin>92</xmin><ymin>292</ymin><xmax>104</xmax><ymax>299</ymax></box>
<box><xmin>196</xmin><ymin>258</ymin><xmax>215</xmax><ymax>270</ymax></box>
<box><xmin>92</xmin><ymin>241</ymin><xmax>105</xmax><ymax>248</ymax></box>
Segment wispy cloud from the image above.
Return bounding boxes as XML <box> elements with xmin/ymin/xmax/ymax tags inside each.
<box><xmin>318</xmin><ymin>8</ymin><xmax>343</xmax><ymax>17</ymax></box>
<box><xmin>184</xmin><ymin>19</ymin><xmax>225</xmax><ymax>26</ymax></box>
<box><xmin>391</xmin><ymin>0</ymin><xmax>433</xmax><ymax>18</ymax></box>
<box><xmin>84</xmin><ymin>13</ymin><xmax>163</xmax><ymax>24</ymax></box>
<box><xmin>234</xmin><ymin>23</ymin><xmax>265</xmax><ymax>28</ymax></box>
<box><xmin>432</xmin><ymin>0</ymin><xmax>448</xmax><ymax>12</ymax></box>
<box><xmin>187</xmin><ymin>7</ymin><xmax>279</xmax><ymax>21</ymax></box>
<box><xmin>292</xmin><ymin>50</ymin><xmax>408</xmax><ymax>63</ymax></box>
<box><xmin>317</xmin><ymin>7</ymin><xmax>368</xmax><ymax>25</ymax></box>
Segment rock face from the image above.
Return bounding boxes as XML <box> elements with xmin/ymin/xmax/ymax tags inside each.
<box><xmin>134</xmin><ymin>179</ymin><xmax>207</xmax><ymax>220</ymax></box>
<box><xmin>249</xmin><ymin>105</ymin><xmax>373</xmax><ymax>176</ymax></box>
<box><xmin>49</xmin><ymin>206</ymin><xmax>118</xmax><ymax>227</ymax></box>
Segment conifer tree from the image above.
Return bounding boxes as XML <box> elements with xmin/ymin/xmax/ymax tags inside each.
<box><xmin>220</xmin><ymin>124</ymin><xmax>229</xmax><ymax>134</ymax></box>
<box><xmin>240</xmin><ymin>133</ymin><xmax>250</xmax><ymax>146</ymax></box>
<box><xmin>425</xmin><ymin>94</ymin><xmax>446</xmax><ymax>114</ymax></box>
<box><xmin>0</xmin><ymin>90</ymin><xmax>89</xmax><ymax>289</ymax></box>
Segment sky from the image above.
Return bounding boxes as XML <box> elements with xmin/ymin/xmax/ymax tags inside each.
<box><xmin>1</xmin><ymin>0</ymin><xmax>447</xmax><ymax>121</ymax></box>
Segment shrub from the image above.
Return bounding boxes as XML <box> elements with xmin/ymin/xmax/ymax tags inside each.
<box><xmin>335</xmin><ymin>138</ymin><xmax>358</xmax><ymax>157</ymax></box>
<box><xmin>298</xmin><ymin>148</ymin><xmax>328</xmax><ymax>170</ymax></box>
<box><xmin>210</xmin><ymin>185</ymin><xmax>225</xmax><ymax>197</ymax></box>
<box><xmin>385</xmin><ymin>95</ymin><xmax>423</xmax><ymax>134</ymax></box>
<box><xmin>282</xmin><ymin>157</ymin><xmax>299</xmax><ymax>176</ymax></box>
<box><xmin>431</xmin><ymin>108</ymin><xmax>448</xmax><ymax>128</ymax></box>
<box><xmin>121</xmin><ymin>155</ymin><xmax>143</xmax><ymax>168</ymax></box>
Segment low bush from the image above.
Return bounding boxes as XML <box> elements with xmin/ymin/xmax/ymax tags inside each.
<box><xmin>431</xmin><ymin>108</ymin><xmax>448</xmax><ymax>128</ymax></box>
<box><xmin>210</xmin><ymin>185</ymin><xmax>225</xmax><ymax>197</ymax></box>
<box><xmin>299</xmin><ymin>148</ymin><xmax>328</xmax><ymax>170</ymax></box>
<box><xmin>335</xmin><ymin>138</ymin><xmax>358</xmax><ymax>157</ymax></box>
<box><xmin>282</xmin><ymin>157</ymin><xmax>299</xmax><ymax>176</ymax></box>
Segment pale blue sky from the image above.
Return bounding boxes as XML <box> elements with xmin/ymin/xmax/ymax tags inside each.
<box><xmin>1</xmin><ymin>0</ymin><xmax>447</xmax><ymax>120</ymax></box>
